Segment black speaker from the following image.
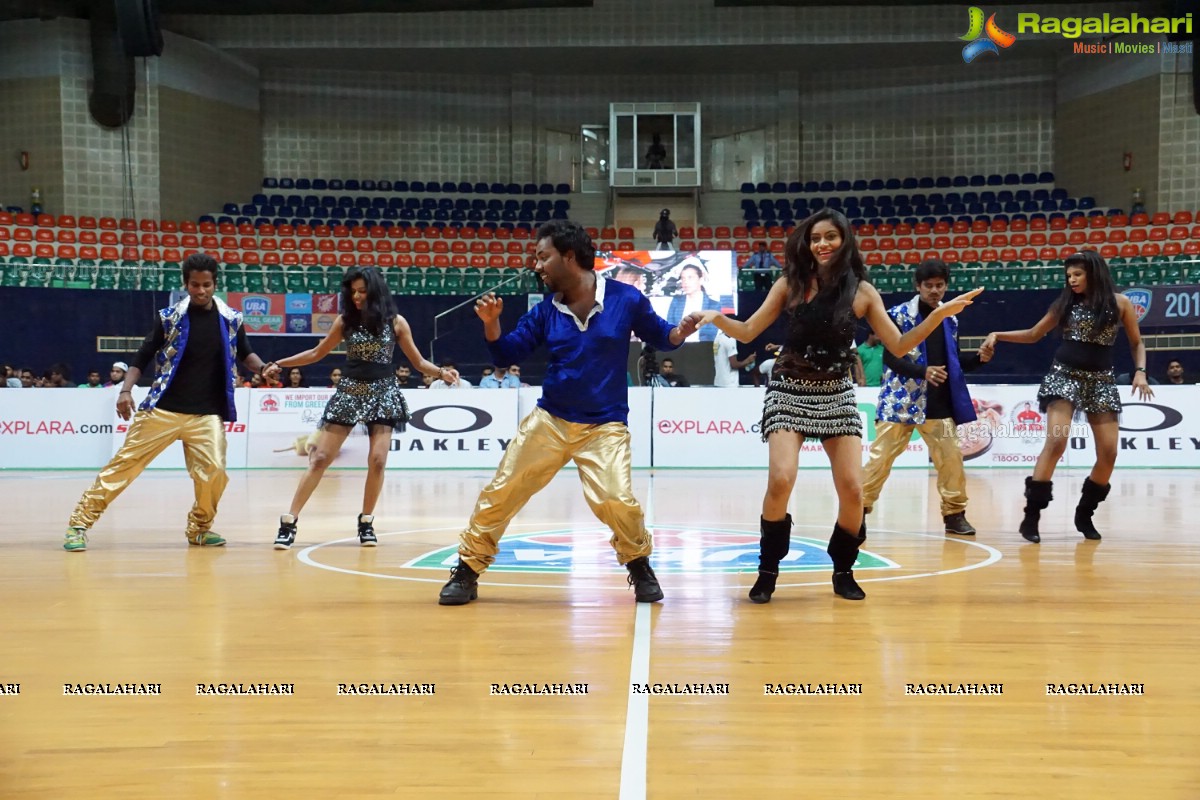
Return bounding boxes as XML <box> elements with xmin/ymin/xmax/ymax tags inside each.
<box><xmin>89</xmin><ymin>1</ymin><xmax>135</xmax><ymax>128</ymax></box>
<box><xmin>114</xmin><ymin>0</ymin><xmax>163</xmax><ymax>57</ymax></box>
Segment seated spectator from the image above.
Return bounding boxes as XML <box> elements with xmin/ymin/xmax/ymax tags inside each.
<box><xmin>3</xmin><ymin>364</ymin><xmax>18</xmax><ymax>388</ymax></box>
<box><xmin>44</xmin><ymin>364</ymin><xmax>71</xmax><ymax>387</ymax></box>
<box><xmin>329</xmin><ymin>367</ymin><xmax>342</xmax><ymax>388</ymax></box>
<box><xmin>20</xmin><ymin>368</ymin><xmax>36</xmax><ymax>388</ymax></box>
<box><xmin>659</xmin><ymin>358</ymin><xmax>689</xmax><ymax>387</ymax></box>
<box><xmin>1165</xmin><ymin>358</ymin><xmax>1189</xmax><ymax>385</ymax></box>
<box><xmin>479</xmin><ymin>366</ymin><xmax>495</xmax><ymax>385</ymax></box>
<box><xmin>429</xmin><ymin>359</ymin><xmax>472</xmax><ymax>389</ymax></box>
<box><xmin>395</xmin><ymin>364</ymin><xmax>415</xmax><ymax>389</ymax></box>
<box><xmin>503</xmin><ymin>364</ymin><xmax>526</xmax><ymax>387</ymax></box>
<box><xmin>104</xmin><ymin>361</ymin><xmax>128</xmax><ymax>388</ymax></box>
<box><xmin>284</xmin><ymin>367</ymin><xmax>307</xmax><ymax>388</ymax></box>
<box><xmin>78</xmin><ymin>370</ymin><xmax>104</xmax><ymax>388</ymax></box>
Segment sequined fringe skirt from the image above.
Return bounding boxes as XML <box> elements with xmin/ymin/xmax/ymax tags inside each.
<box><xmin>761</xmin><ymin>375</ymin><xmax>862</xmax><ymax>442</ymax></box>
<box><xmin>1036</xmin><ymin>361</ymin><xmax>1121</xmax><ymax>416</ymax></box>
<box><xmin>320</xmin><ymin>376</ymin><xmax>411</xmax><ymax>429</ymax></box>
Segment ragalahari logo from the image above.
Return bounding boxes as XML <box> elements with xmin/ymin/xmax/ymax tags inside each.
<box><xmin>960</xmin><ymin>7</ymin><xmax>1016</xmax><ymax>63</ymax></box>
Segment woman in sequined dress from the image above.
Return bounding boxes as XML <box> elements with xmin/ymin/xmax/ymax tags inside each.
<box><xmin>982</xmin><ymin>250</ymin><xmax>1152</xmax><ymax>543</ymax></box>
<box><xmin>265</xmin><ymin>267</ymin><xmax>456</xmax><ymax>549</ymax></box>
<box><xmin>698</xmin><ymin>209</ymin><xmax>981</xmax><ymax>603</ymax></box>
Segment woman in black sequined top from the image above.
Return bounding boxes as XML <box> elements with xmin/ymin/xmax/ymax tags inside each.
<box><xmin>698</xmin><ymin>209</ymin><xmax>981</xmax><ymax>603</ymax></box>
<box><xmin>266</xmin><ymin>267</ymin><xmax>456</xmax><ymax>550</ymax></box>
<box><xmin>982</xmin><ymin>250</ymin><xmax>1152</xmax><ymax>543</ymax></box>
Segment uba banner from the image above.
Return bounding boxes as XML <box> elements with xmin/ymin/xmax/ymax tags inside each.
<box><xmin>1123</xmin><ymin>285</ymin><xmax>1200</xmax><ymax>328</ymax></box>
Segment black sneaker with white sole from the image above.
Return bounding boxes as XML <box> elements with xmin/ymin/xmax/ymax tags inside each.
<box><xmin>274</xmin><ymin>514</ymin><xmax>298</xmax><ymax>550</ymax></box>
<box><xmin>357</xmin><ymin>514</ymin><xmax>378</xmax><ymax>547</ymax></box>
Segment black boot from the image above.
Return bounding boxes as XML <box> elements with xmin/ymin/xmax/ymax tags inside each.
<box><xmin>625</xmin><ymin>557</ymin><xmax>664</xmax><ymax>603</ymax></box>
<box><xmin>1074</xmin><ymin>477</ymin><xmax>1110</xmax><ymax>540</ymax></box>
<box><xmin>943</xmin><ymin>512</ymin><xmax>976</xmax><ymax>536</ymax></box>
<box><xmin>1019</xmin><ymin>477</ymin><xmax>1053</xmax><ymax>543</ymax></box>
<box><xmin>438</xmin><ymin>558</ymin><xmax>480</xmax><ymax>605</ymax></box>
<box><xmin>749</xmin><ymin>514</ymin><xmax>792</xmax><ymax>604</ymax></box>
<box><xmin>357</xmin><ymin>513</ymin><xmax>378</xmax><ymax>547</ymax></box>
<box><xmin>827</xmin><ymin>523</ymin><xmax>866</xmax><ymax>601</ymax></box>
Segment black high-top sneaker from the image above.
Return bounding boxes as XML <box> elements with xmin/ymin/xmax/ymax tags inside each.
<box><xmin>438</xmin><ymin>558</ymin><xmax>480</xmax><ymax>605</ymax></box>
<box><xmin>357</xmin><ymin>514</ymin><xmax>378</xmax><ymax>547</ymax></box>
<box><xmin>625</xmin><ymin>557</ymin><xmax>664</xmax><ymax>602</ymax></box>
<box><xmin>274</xmin><ymin>514</ymin><xmax>298</xmax><ymax>550</ymax></box>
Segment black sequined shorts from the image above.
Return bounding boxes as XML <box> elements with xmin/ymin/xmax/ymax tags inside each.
<box><xmin>761</xmin><ymin>375</ymin><xmax>862</xmax><ymax>442</ymax></box>
<box><xmin>320</xmin><ymin>376</ymin><xmax>411</xmax><ymax>431</ymax></box>
<box><xmin>1037</xmin><ymin>361</ymin><xmax>1121</xmax><ymax>416</ymax></box>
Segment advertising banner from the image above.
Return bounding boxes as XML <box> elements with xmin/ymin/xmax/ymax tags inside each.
<box><xmin>650</xmin><ymin>388</ymin><xmax>930</xmax><ymax>468</ymax></box>
<box><xmin>246</xmin><ymin>388</ymin><xmax>520</xmax><ymax>469</ymax></box>
<box><xmin>0</xmin><ymin>388</ymin><xmax>117</xmax><ymax>468</ymax></box>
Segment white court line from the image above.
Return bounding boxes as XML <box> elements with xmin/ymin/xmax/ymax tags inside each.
<box><xmin>619</xmin><ymin>602</ymin><xmax>652</xmax><ymax>800</ymax></box>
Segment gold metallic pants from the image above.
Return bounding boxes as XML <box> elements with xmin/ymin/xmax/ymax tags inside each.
<box><xmin>458</xmin><ymin>406</ymin><xmax>652</xmax><ymax>573</ymax></box>
<box><xmin>68</xmin><ymin>408</ymin><xmax>229</xmax><ymax>539</ymax></box>
<box><xmin>862</xmin><ymin>418</ymin><xmax>968</xmax><ymax>517</ymax></box>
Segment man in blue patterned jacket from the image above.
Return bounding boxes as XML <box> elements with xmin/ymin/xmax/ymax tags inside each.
<box><xmin>862</xmin><ymin>259</ymin><xmax>991</xmax><ymax>536</ymax></box>
<box><xmin>64</xmin><ymin>254</ymin><xmax>272</xmax><ymax>551</ymax></box>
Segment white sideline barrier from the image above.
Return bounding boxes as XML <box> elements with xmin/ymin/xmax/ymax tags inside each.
<box><xmin>2</xmin><ymin>385</ymin><xmax>1198</xmax><ymax>470</ymax></box>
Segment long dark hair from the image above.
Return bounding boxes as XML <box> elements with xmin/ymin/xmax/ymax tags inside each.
<box><xmin>340</xmin><ymin>267</ymin><xmax>396</xmax><ymax>336</ymax></box>
<box><xmin>783</xmin><ymin>208</ymin><xmax>868</xmax><ymax>319</ymax></box>
<box><xmin>1048</xmin><ymin>250</ymin><xmax>1118</xmax><ymax>329</ymax></box>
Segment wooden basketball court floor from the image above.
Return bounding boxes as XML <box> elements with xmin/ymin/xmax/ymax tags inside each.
<box><xmin>1</xmin><ymin>467</ymin><xmax>1197</xmax><ymax>799</ymax></box>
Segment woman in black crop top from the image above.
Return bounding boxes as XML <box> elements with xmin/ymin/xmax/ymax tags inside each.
<box><xmin>698</xmin><ymin>209</ymin><xmax>981</xmax><ymax>603</ymax></box>
<box><xmin>266</xmin><ymin>267</ymin><xmax>455</xmax><ymax>550</ymax></box>
<box><xmin>982</xmin><ymin>250</ymin><xmax>1152</xmax><ymax>544</ymax></box>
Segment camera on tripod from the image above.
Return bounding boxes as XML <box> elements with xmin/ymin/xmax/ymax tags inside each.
<box><xmin>638</xmin><ymin>344</ymin><xmax>668</xmax><ymax>387</ymax></box>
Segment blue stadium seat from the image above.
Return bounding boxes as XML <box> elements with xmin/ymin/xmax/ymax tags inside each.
<box><xmin>294</xmin><ymin>178</ymin><xmax>310</xmax><ymax>190</ymax></box>
<box><xmin>521</xmin><ymin>183</ymin><xmax>536</xmax><ymax>194</ymax></box>
<box><xmin>348</xmin><ymin>208</ymin><xmax>364</xmax><ymax>219</ymax></box>
<box><xmin>1003</xmin><ymin>173</ymin><xmax>1020</xmax><ymax>185</ymax></box>
<box><xmin>328</xmin><ymin>179</ymin><xmax>344</xmax><ymax>191</ymax></box>
<box><xmin>311</xmin><ymin>179</ymin><xmax>327</xmax><ymax>190</ymax></box>
<box><xmin>410</xmin><ymin>181</ymin><xmax>426</xmax><ymax>192</ymax></box>
<box><xmin>819</xmin><ymin>180</ymin><xmax>836</xmax><ymax>192</ymax></box>
<box><xmin>996</xmin><ymin>190</ymin><xmax>1012</xmax><ymax>203</ymax></box>
<box><xmin>960</xmin><ymin>192</ymin><xmax>976</xmax><ymax>204</ymax></box>
<box><xmin>394</xmin><ymin>181</ymin><xmax>409</xmax><ymax>192</ymax></box>
<box><xmin>1033</xmin><ymin>189</ymin><xmax>1049</xmax><ymax>201</ymax></box>
<box><xmin>772</xmin><ymin>182</ymin><xmax>788</xmax><ymax>194</ymax></box>
<box><xmin>755</xmin><ymin>182</ymin><xmax>770</xmax><ymax>193</ymax></box>
<box><xmin>263</xmin><ymin>177</ymin><xmax>278</xmax><ymax>188</ymax></box>
<box><xmin>337</xmin><ymin>197</ymin><xmax>353</xmax><ymax>208</ymax></box>
<box><xmin>968</xmin><ymin>175</ymin><xmax>986</xmax><ymax>187</ymax></box>
<box><xmin>537</xmin><ymin>183</ymin><xmax>552</xmax><ymax>194</ymax></box>
<box><xmin>918</xmin><ymin>177</ymin><xmax>935</xmax><ymax>189</ymax></box>
<box><xmin>788</xmin><ymin>181</ymin><xmax>804</xmax><ymax>193</ymax></box>
<box><xmin>1038</xmin><ymin>171</ymin><xmax>1055</xmax><ymax>183</ymax></box>
<box><xmin>850</xmin><ymin>179</ymin><xmax>867</xmax><ymax>192</ymax></box>
<box><xmin>330</xmin><ymin>208</ymin><xmax>347</xmax><ymax>219</ymax></box>
<box><xmin>383</xmin><ymin>209</ymin><xmax>399</xmax><ymax>220</ymax></box>
<box><xmin>279</xmin><ymin>178</ymin><xmax>295</xmax><ymax>189</ymax></box>
<box><xmin>805</xmin><ymin>181</ymin><xmax>821</xmax><ymax>193</ymax></box>
<box><xmin>223</xmin><ymin>203</ymin><xmax>238</xmax><ymax>215</ymax></box>
<box><xmin>936</xmin><ymin>176</ymin><xmax>953</xmax><ymax>188</ymax></box>
<box><xmin>506</xmin><ymin>183</ymin><xmax>521</xmax><ymax>194</ymax></box>
<box><xmin>363</xmin><ymin>180</ymin><xmax>377</xmax><ymax>191</ymax></box>
<box><xmin>252</xmin><ymin>193</ymin><xmax>268</xmax><ymax>205</ymax></box>
<box><xmin>740</xmin><ymin>182</ymin><xmax>756</xmax><ymax>193</ymax></box>
<box><xmin>1077</xmin><ymin>196</ymin><xmax>1095</xmax><ymax>210</ymax></box>
<box><xmin>490</xmin><ymin>183</ymin><xmax>506</xmax><ymax>194</ymax></box>
<box><xmin>1050</xmin><ymin>188</ymin><xmax>1068</xmax><ymax>201</ymax></box>
<box><xmin>345</xmin><ymin>179</ymin><xmax>360</xmax><ymax>191</ymax></box>
<box><xmin>884</xmin><ymin>178</ymin><xmax>901</xmax><ymax>190</ymax></box>
<box><xmin>474</xmin><ymin>182</ymin><xmax>489</xmax><ymax>194</ymax></box>
<box><xmin>834</xmin><ymin>180</ymin><xmax>851</xmax><ymax>192</ymax></box>
<box><xmin>1020</xmin><ymin>172</ymin><xmax>1038</xmax><ymax>184</ymax></box>
<box><xmin>355</xmin><ymin>197</ymin><xmax>371</xmax><ymax>209</ymax></box>
<box><xmin>867</xmin><ymin>179</ymin><xmax>884</xmax><ymax>191</ymax></box>
<box><xmin>555</xmin><ymin>183</ymin><xmax>570</xmax><ymax>194</ymax></box>
<box><xmin>901</xmin><ymin>177</ymin><xmax>918</xmax><ymax>190</ymax></box>
<box><xmin>986</xmin><ymin>175</ymin><xmax>1003</xmax><ymax>186</ymax></box>
<box><xmin>1059</xmin><ymin>198</ymin><xmax>1077</xmax><ymax>211</ymax></box>
<box><xmin>1014</xmin><ymin>190</ymin><xmax>1031</xmax><ymax>202</ymax></box>
<box><xmin>377</xmin><ymin>180</ymin><xmax>392</xmax><ymax>192</ymax></box>
<box><xmin>459</xmin><ymin>182</ymin><xmax>473</xmax><ymax>193</ymax></box>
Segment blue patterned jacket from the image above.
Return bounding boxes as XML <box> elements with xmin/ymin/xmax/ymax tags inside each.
<box><xmin>140</xmin><ymin>296</ymin><xmax>243</xmax><ymax>421</ymax></box>
<box><xmin>875</xmin><ymin>296</ymin><xmax>977</xmax><ymax>426</ymax></box>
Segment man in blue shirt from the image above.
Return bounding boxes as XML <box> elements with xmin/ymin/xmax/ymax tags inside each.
<box><xmin>439</xmin><ymin>220</ymin><xmax>700</xmax><ymax>606</ymax></box>
<box><xmin>744</xmin><ymin>241</ymin><xmax>782</xmax><ymax>291</ymax></box>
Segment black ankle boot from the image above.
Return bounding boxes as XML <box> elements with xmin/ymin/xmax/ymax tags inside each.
<box><xmin>438</xmin><ymin>558</ymin><xmax>480</xmax><ymax>605</ymax></box>
<box><xmin>826</xmin><ymin>523</ymin><xmax>867</xmax><ymax>601</ymax></box>
<box><xmin>357</xmin><ymin>514</ymin><xmax>377</xmax><ymax>547</ymax></box>
<box><xmin>625</xmin><ymin>557</ymin><xmax>664</xmax><ymax>602</ymax></box>
<box><xmin>1019</xmin><ymin>477</ymin><xmax>1054</xmax><ymax>543</ymax></box>
<box><xmin>1074</xmin><ymin>477</ymin><xmax>1110</xmax><ymax>540</ymax></box>
<box><xmin>749</xmin><ymin>514</ymin><xmax>792</xmax><ymax>604</ymax></box>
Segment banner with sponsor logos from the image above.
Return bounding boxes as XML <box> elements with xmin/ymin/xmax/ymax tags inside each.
<box><xmin>3</xmin><ymin>385</ymin><xmax>1198</xmax><ymax>470</ymax></box>
<box><xmin>246</xmin><ymin>388</ymin><xmax>520</xmax><ymax>469</ymax></box>
<box><xmin>222</xmin><ymin>293</ymin><xmax>341</xmax><ymax>336</ymax></box>
<box><xmin>956</xmin><ymin>384</ymin><xmax>1200</xmax><ymax>469</ymax></box>
<box><xmin>651</xmin><ymin>388</ymin><xmax>931</xmax><ymax>468</ymax></box>
<box><xmin>1123</xmin><ymin>285</ymin><xmax>1200</xmax><ymax>328</ymax></box>
<box><xmin>0</xmin><ymin>388</ymin><xmax>116</xmax><ymax>468</ymax></box>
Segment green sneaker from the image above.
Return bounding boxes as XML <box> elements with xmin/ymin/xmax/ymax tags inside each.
<box><xmin>63</xmin><ymin>527</ymin><xmax>89</xmax><ymax>552</ymax></box>
<box><xmin>188</xmin><ymin>531</ymin><xmax>226</xmax><ymax>547</ymax></box>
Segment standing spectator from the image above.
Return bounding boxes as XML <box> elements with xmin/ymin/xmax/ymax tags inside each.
<box><xmin>744</xmin><ymin>242</ymin><xmax>782</xmax><ymax>291</ymax></box>
<box><xmin>857</xmin><ymin>331</ymin><xmax>885</xmax><ymax>387</ymax></box>
<box><xmin>713</xmin><ymin>329</ymin><xmax>754</xmax><ymax>387</ymax></box>
<box><xmin>653</xmin><ymin>209</ymin><xmax>677</xmax><ymax>251</ymax></box>
<box><xmin>645</xmin><ymin>133</ymin><xmax>667</xmax><ymax>169</ymax></box>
